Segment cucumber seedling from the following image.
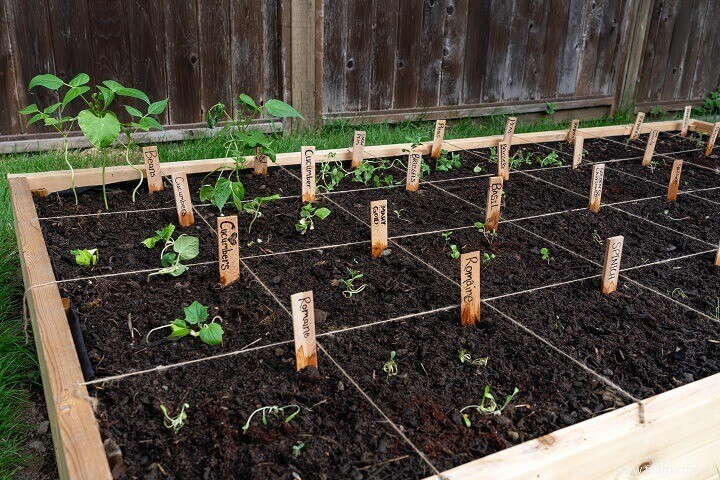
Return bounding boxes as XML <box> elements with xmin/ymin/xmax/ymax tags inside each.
<box><xmin>474</xmin><ymin>221</ymin><xmax>499</xmax><ymax>244</ymax></box>
<box><xmin>460</xmin><ymin>385</ymin><xmax>520</xmax><ymax>427</ymax></box>
<box><xmin>146</xmin><ymin>301</ymin><xmax>224</xmax><ymax>346</ymax></box>
<box><xmin>160</xmin><ymin>403</ymin><xmax>189</xmax><ymax>434</ymax></box>
<box><xmin>340</xmin><ymin>268</ymin><xmax>366</xmax><ymax>298</ymax></box>
<box><xmin>142</xmin><ymin>224</ymin><xmax>199</xmax><ymax>278</ymax></box>
<box><xmin>383</xmin><ymin>351</ymin><xmax>398</xmax><ymax>381</ymax></box>
<box><xmin>482</xmin><ymin>252</ymin><xmax>496</xmax><ymax>264</ymax></box>
<box><xmin>243</xmin><ymin>194</ymin><xmax>281</xmax><ymax>233</ymax></box>
<box><xmin>241</xmin><ymin>404</ymin><xmax>301</xmax><ymax>434</ymax></box>
<box><xmin>458</xmin><ymin>349</ymin><xmax>488</xmax><ymax>367</ymax></box>
<box><xmin>296</xmin><ymin>204</ymin><xmax>331</xmax><ymax>234</ymax></box>
<box><xmin>71</xmin><ymin>248</ymin><xmax>98</xmax><ymax>266</ymax></box>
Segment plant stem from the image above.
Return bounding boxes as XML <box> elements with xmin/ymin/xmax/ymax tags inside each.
<box><xmin>101</xmin><ymin>162</ymin><xmax>109</xmax><ymax>210</ymax></box>
<box><xmin>127</xmin><ymin>143</ymin><xmax>144</xmax><ymax>203</ymax></box>
<box><xmin>63</xmin><ymin>136</ymin><xmax>78</xmax><ymax>205</ymax></box>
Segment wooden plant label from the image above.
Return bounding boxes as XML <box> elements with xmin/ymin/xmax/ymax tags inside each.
<box><xmin>715</xmin><ymin>241</ymin><xmax>720</xmax><ymax>267</ymax></box>
<box><xmin>497</xmin><ymin>141</ymin><xmax>510</xmax><ymax>180</ymax></box>
<box><xmin>254</xmin><ymin>147</ymin><xmax>268</xmax><ymax>175</ymax></box>
<box><xmin>642</xmin><ymin>129</ymin><xmax>659</xmax><ymax>166</ymax></box>
<box><xmin>601</xmin><ymin>235</ymin><xmax>624</xmax><ymax>294</ymax></box>
<box><xmin>705</xmin><ymin>122</ymin><xmax>720</xmax><ymax>156</ymax></box>
<box><xmin>680</xmin><ymin>105</ymin><xmax>691</xmax><ymax>137</ymax></box>
<box><xmin>171</xmin><ymin>172</ymin><xmax>195</xmax><ymax>226</ymax></box>
<box><xmin>666</xmin><ymin>159</ymin><xmax>683</xmax><ymax>201</ymax></box>
<box><xmin>572</xmin><ymin>134</ymin><xmax>584</xmax><ymax>170</ymax></box>
<box><xmin>142</xmin><ymin>146</ymin><xmax>164</xmax><ymax>192</ymax></box>
<box><xmin>352</xmin><ymin>131</ymin><xmax>366</xmax><ymax>168</ymax></box>
<box><xmin>291</xmin><ymin>291</ymin><xmax>318</xmax><ymax>370</ymax></box>
<box><xmin>485</xmin><ymin>176</ymin><xmax>503</xmax><ymax>231</ymax></box>
<box><xmin>589</xmin><ymin>163</ymin><xmax>605</xmax><ymax>213</ymax></box>
<box><xmin>460</xmin><ymin>252</ymin><xmax>481</xmax><ymax>326</ymax></box>
<box><xmin>406</xmin><ymin>151</ymin><xmax>422</xmax><ymax>191</ymax></box>
<box><xmin>301</xmin><ymin>145</ymin><xmax>316</xmax><ymax>202</ymax></box>
<box><xmin>370</xmin><ymin>200</ymin><xmax>388</xmax><ymax>258</ymax></box>
<box><xmin>629</xmin><ymin>112</ymin><xmax>645</xmax><ymax>140</ymax></box>
<box><xmin>431</xmin><ymin>120</ymin><xmax>446</xmax><ymax>158</ymax></box>
<box><xmin>567</xmin><ymin>119</ymin><xmax>579</xmax><ymax>144</ymax></box>
<box><xmin>217</xmin><ymin>215</ymin><xmax>240</xmax><ymax>285</ymax></box>
<box><xmin>503</xmin><ymin>117</ymin><xmax>517</xmax><ymax>144</ymax></box>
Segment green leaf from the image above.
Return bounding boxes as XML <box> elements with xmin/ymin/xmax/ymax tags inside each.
<box><xmin>213</xmin><ymin>178</ymin><xmax>232</xmax><ymax>213</ymax></box>
<box><xmin>158</xmin><ymin>224</ymin><xmax>176</xmax><ymax>242</ymax></box>
<box><xmin>167</xmin><ymin>263</ymin><xmax>188</xmax><ymax>277</ymax></box>
<box><xmin>29</xmin><ymin>74</ymin><xmax>64</xmax><ymax>91</ymax></box>
<box><xmin>44</xmin><ymin>118</ymin><xmax>60</xmax><ymax>126</ymax></box>
<box><xmin>77</xmin><ymin>110</ymin><xmax>121</xmax><ymax>148</ymax></box>
<box><xmin>199</xmin><ymin>185</ymin><xmax>215</xmax><ymax>202</ymax></box>
<box><xmin>238</xmin><ymin>94</ymin><xmax>258</xmax><ymax>111</ymax></box>
<box><xmin>44</xmin><ymin>102</ymin><xmax>62</xmax><ymax>115</ymax></box>
<box><xmin>169</xmin><ymin>319</ymin><xmax>192</xmax><ymax>339</ymax></box>
<box><xmin>19</xmin><ymin>104</ymin><xmax>40</xmax><ymax>115</ymax></box>
<box><xmin>172</xmin><ymin>235</ymin><xmax>199</xmax><ymax>261</ymax></box>
<box><xmin>68</xmin><ymin>73</ymin><xmax>90</xmax><ymax>87</ymax></box>
<box><xmin>161</xmin><ymin>252</ymin><xmax>177</xmax><ymax>267</ymax></box>
<box><xmin>125</xmin><ymin>105</ymin><xmax>144</xmax><ymax>118</ymax></box>
<box><xmin>231</xmin><ymin>181</ymin><xmax>245</xmax><ymax>211</ymax></box>
<box><xmin>198</xmin><ymin>322</ymin><xmax>224</xmax><ymax>345</ymax></box>
<box><xmin>314</xmin><ymin>207</ymin><xmax>331</xmax><ymax>220</ymax></box>
<box><xmin>264</xmin><ymin>99</ymin><xmax>303</xmax><ymax>119</ymax></box>
<box><xmin>143</xmin><ymin>115</ymin><xmax>164</xmax><ymax>131</ymax></box>
<box><xmin>61</xmin><ymin>86</ymin><xmax>90</xmax><ymax>109</ymax></box>
<box><xmin>183</xmin><ymin>301</ymin><xmax>209</xmax><ymax>325</ymax></box>
<box><xmin>70</xmin><ymin>248</ymin><xmax>98</xmax><ymax>266</ymax></box>
<box><xmin>147</xmin><ymin>98</ymin><xmax>169</xmax><ymax>115</ymax></box>
<box><xmin>97</xmin><ymin>86</ymin><xmax>115</xmax><ymax>107</ymax></box>
<box><xmin>27</xmin><ymin>113</ymin><xmax>48</xmax><ymax>126</ymax></box>
<box><xmin>116</xmin><ymin>86</ymin><xmax>150</xmax><ymax>104</ymax></box>
<box><xmin>102</xmin><ymin>80</ymin><xmax>123</xmax><ymax>92</ymax></box>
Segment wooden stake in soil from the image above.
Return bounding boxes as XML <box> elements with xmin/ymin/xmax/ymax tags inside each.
<box><xmin>485</xmin><ymin>176</ymin><xmax>503</xmax><ymax>231</ymax></box>
<box><xmin>254</xmin><ymin>146</ymin><xmax>268</xmax><ymax>175</ymax></box>
<box><xmin>680</xmin><ymin>106</ymin><xmax>691</xmax><ymax>137</ymax></box>
<box><xmin>460</xmin><ymin>251</ymin><xmax>481</xmax><ymax>326</ymax></box>
<box><xmin>666</xmin><ymin>159</ymin><xmax>683</xmax><ymax>201</ymax></box>
<box><xmin>503</xmin><ymin>117</ymin><xmax>517</xmax><ymax>144</ymax></box>
<box><xmin>589</xmin><ymin>163</ymin><xmax>605</xmax><ymax>214</ymax></box>
<box><xmin>352</xmin><ymin>131</ymin><xmax>366</xmax><ymax>168</ymax></box>
<box><xmin>601</xmin><ymin>236</ymin><xmax>624</xmax><ymax>294</ymax></box>
<box><xmin>370</xmin><ymin>200</ymin><xmax>388</xmax><ymax>258</ymax></box>
<box><xmin>171</xmin><ymin>171</ymin><xmax>195</xmax><ymax>226</ymax></box>
<box><xmin>629</xmin><ymin>112</ymin><xmax>645</xmax><ymax>140</ymax></box>
<box><xmin>572</xmin><ymin>134</ymin><xmax>584</xmax><ymax>170</ymax></box>
<box><xmin>567</xmin><ymin>119</ymin><xmax>579</xmax><ymax>144</ymax></box>
<box><xmin>642</xmin><ymin>129</ymin><xmax>659</xmax><ymax>166</ymax></box>
<box><xmin>705</xmin><ymin>122</ymin><xmax>720</xmax><ymax>156</ymax></box>
<box><xmin>431</xmin><ymin>120</ymin><xmax>446</xmax><ymax>158</ymax></box>
<box><xmin>406</xmin><ymin>151</ymin><xmax>422</xmax><ymax>191</ymax></box>
<box><xmin>715</xmin><ymin>241</ymin><xmax>720</xmax><ymax>267</ymax></box>
<box><xmin>217</xmin><ymin>215</ymin><xmax>240</xmax><ymax>286</ymax></box>
<box><xmin>291</xmin><ymin>291</ymin><xmax>318</xmax><ymax>370</ymax></box>
<box><xmin>498</xmin><ymin>141</ymin><xmax>510</xmax><ymax>180</ymax></box>
<box><xmin>301</xmin><ymin>145</ymin><xmax>316</xmax><ymax>202</ymax></box>
<box><xmin>142</xmin><ymin>146</ymin><xmax>164</xmax><ymax>192</ymax></box>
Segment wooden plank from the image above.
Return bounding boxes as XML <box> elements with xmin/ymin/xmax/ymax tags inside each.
<box><xmin>198</xmin><ymin>0</ymin><xmax>232</xmax><ymax>118</ymax></box>
<box><xmin>601</xmin><ymin>235</ymin><xmax>624</xmax><ymax>294</ymax></box>
<box><xmin>589</xmin><ymin>163</ymin><xmax>605</xmax><ymax>213</ymax></box>
<box><xmin>557</xmin><ymin>0</ymin><xmax>585</xmax><ymax>97</ymax></box>
<box><xmin>592</xmin><ymin>0</ymin><xmax>624</xmax><ymax>97</ymax></box>
<box><xmin>9</xmin><ymin>177</ymin><xmax>111</xmax><ymax>480</ymax></box>
<box><xmin>163</xmin><ymin>0</ymin><xmax>201</xmax><ymax>124</ymax></box>
<box><xmin>439</xmin><ymin>0</ymin><xmax>469</xmax><ymax>106</ymax></box>
<box><xmin>460</xmin><ymin>0</ymin><xmax>491</xmax><ymax>104</ymax></box>
<box><xmin>666</xmin><ymin>159</ymin><xmax>683</xmax><ymax>201</ymax></box>
<box><xmin>612</xmin><ymin>0</ymin><xmax>651</xmax><ymax>109</ymax></box>
<box><xmin>417</xmin><ymin>0</ymin><xmax>446</xmax><ymax>108</ymax></box>
<box><xmin>537</xmin><ymin>0</ymin><xmax>568</xmax><ymax>100</ymax></box>
<box><xmin>142</xmin><ymin>146</ymin><xmax>164</xmax><ymax>192</ymax></box>
<box><xmin>675</xmin><ymin>0</ymin><xmax>710</xmax><ymax>100</ymax></box>
<box><xmin>482</xmin><ymin>0</ymin><xmax>514</xmax><ymax>103</ymax></box>
<box><xmin>520</xmin><ymin>0</ymin><xmax>552</xmax><ymax>100</ymax></box>
<box><xmin>217</xmin><ymin>215</ymin><xmax>240</xmax><ymax>286</ymax></box>
<box><xmin>352</xmin><ymin>130</ymin><xmax>366</xmax><ymax>167</ymax></box>
<box><xmin>431</xmin><ymin>120</ymin><xmax>446</xmax><ymax>158</ymax></box>
<box><xmin>705</xmin><ymin>122</ymin><xmax>720</xmax><ymax>156</ymax></box>
<box><xmin>680</xmin><ymin>105</ymin><xmax>691</xmax><ymax>137</ymax></box>
<box><xmin>574</xmin><ymin>0</ymin><xmax>603</xmax><ymax>97</ymax></box>
<box><xmin>642</xmin><ymin>129</ymin><xmax>659</xmax><ymax>166</ymax></box>
<box><xmin>659</xmin><ymin>2</ymin><xmax>693</xmax><ymax>102</ymax></box>
<box><xmin>689</xmin><ymin>0</ymin><xmax>720</xmax><ymax>99</ymax></box>
<box><xmin>0</xmin><ymin>0</ymin><xmax>21</xmax><ymax>134</ymax></box>
<box><xmin>369</xmin><ymin>0</ymin><xmax>399</xmax><ymax>111</ymax></box>
<box><xmin>171</xmin><ymin>172</ymin><xmax>195</xmax><ymax>226</ymax></box>
<box><xmin>87</xmin><ymin>0</ymin><xmax>132</xmax><ymax>87</ymax></box>
<box><xmin>370</xmin><ymin>199</ymin><xmax>388</xmax><ymax>258</ymax></box>
<box><xmin>291</xmin><ymin>291</ymin><xmax>318</xmax><ymax>370</ymax></box>
<box><xmin>502</xmin><ymin>0</ymin><xmax>532</xmax><ymax>101</ymax></box>
<box><xmin>640</xmin><ymin>0</ymin><xmax>680</xmax><ymax>104</ymax></box>
<box><xmin>392</xmin><ymin>1</ymin><xmax>422</xmax><ymax>108</ymax></box>
<box><xmin>344</xmin><ymin>0</ymin><xmax>372</xmax><ymax>113</ymax></box>
<box><xmin>321</xmin><ymin>0</ymin><xmax>345</xmax><ymax>114</ymax></box>
<box><xmin>484</xmin><ymin>176</ymin><xmax>503</xmax><ymax>231</ymax></box>
<box><xmin>231</xmin><ymin>0</ymin><xmax>265</xmax><ymax>105</ymax></box>
<box><xmin>291</xmin><ymin>0</ymin><xmax>318</xmax><ymax>126</ymax></box>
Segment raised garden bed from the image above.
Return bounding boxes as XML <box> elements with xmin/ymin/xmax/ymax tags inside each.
<box><xmin>9</xmin><ymin>119</ymin><xmax>720</xmax><ymax>480</ymax></box>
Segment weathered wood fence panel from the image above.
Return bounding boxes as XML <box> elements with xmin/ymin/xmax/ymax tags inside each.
<box><xmin>1</xmin><ymin>0</ymin><xmax>719</xmax><ymax>137</ymax></box>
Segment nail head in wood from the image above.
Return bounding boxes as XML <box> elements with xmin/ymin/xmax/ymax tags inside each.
<box><xmin>291</xmin><ymin>291</ymin><xmax>318</xmax><ymax>371</ymax></box>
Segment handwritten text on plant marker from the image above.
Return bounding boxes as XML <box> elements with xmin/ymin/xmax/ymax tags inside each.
<box><xmin>705</xmin><ymin>122</ymin><xmax>720</xmax><ymax>157</ymax></box>
<box><xmin>602</xmin><ymin>236</ymin><xmax>624</xmax><ymax>294</ymax></box>
<box><xmin>431</xmin><ymin>120</ymin><xmax>446</xmax><ymax>158</ymax></box>
<box><xmin>567</xmin><ymin>119</ymin><xmax>579</xmax><ymax>144</ymax></box>
<box><xmin>642</xmin><ymin>129</ymin><xmax>659</xmax><ymax>166</ymax></box>
<box><xmin>573</xmin><ymin>134</ymin><xmax>584</xmax><ymax>169</ymax></box>
<box><xmin>352</xmin><ymin>131</ymin><xmax>366</xmax><ymax>168</ymax></box>
<box><xmin>667</xmin><ymin>159</ymin><xmax>683</xmax><ymax>201</ymax></box>
<box><xmin>171</xmin><ymin>172</ymin><xmax>195</xmax><ymax>226</ymax></box>
<box><xmin>142</xmin><ymin>146</ymin><xmax>164</xmax><ymax>192</ymax></box>
<box><xmin>301</xmin><ymin>146</ymin><xmax>316</xmax><ymax>202</ymax></box>
<box><xmin>485</xmin><ymin>176</ymin><xmax>503</xmax><ymax>231</ymax></box>
<box><xmin>680</xmin><ymin>106</ymin><xmax>691</xmax><ymax>137</ymax></box>
<box><xmin>498</xmin><ymin>141</ymin><xmax>510</xmax><ymax>180</ymax></box>
<box><xmin>460</xmin><ymin>252</ymin><xmax>481</xmax><ymax>325</ymax></box>
<box><xmin>629</xmin><ymin>112</ymin><xmax>645</xmax><ymax>140</ymax></box>
<box><xmin>589</xmin><ymin>164</ymin><xmax>605</xmax><ymax>213</ymax></box>
<box><xmin>406</xmin><ymin>151</ymin><xmax>422</xmax><ymax>191</ymax></box>
<box><xmin>217</xmin><ymin>215</ymin><xmax>240</xmax><ymax>285</ymax></box>
<box><xmin>370</xmin><ymin>200</ymin><xmax>388</xmax><ymax>258</ymax></box>
<box><xmin>503</xmin><ymin>117</ymin><xmax>517</xmax><ymax>144</ymax></box>
<box><xmin>291</xmin><ymin>291</ymin><xmax>318</xmax><ymax>370</ymax></box>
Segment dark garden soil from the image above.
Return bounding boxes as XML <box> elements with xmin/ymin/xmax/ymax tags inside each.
<box><xmin>28</xmin><ymin>131</ymin><xmax>720</xmax><ymax>479</ymax></box>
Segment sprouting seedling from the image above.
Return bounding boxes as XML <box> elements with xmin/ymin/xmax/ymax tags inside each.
<box><xmin>296</xmin><ymin>204</ymin><xmax>331</xmax><ymax>235</ymax></box>
<box><xmin>509</xmin><ymin>150</ymin><xmax>532</xmax><ymax>169</ymax></box>
<box><xmin>482</xmin><ymin>252</ymin><xmax>496</xmax><ymax>264</ymax></box>
<box><xmin>143</xmin><ymin>224</ymin><xmax>199</xmax><ymax>279</ymax></box>
<box><xmin>241</xmin><ymin>404</ymin><xmax>301</xmax><ymax>434</ymax></box>
<box><xmin>440</xmin><ymin>231</ymin><xmax>453</xmax><ymax>243</ymax></box>
<box><xmin>146</xmin><ymin>301</ymin><xmax>224</xmax><ymax>346</ymax></box>
<box><xmin>436</xmin><ymin>150</ymin><xmax>462</xmax><ymax>172</ymax></box>
<box><xmin>473</xmin><ymin>164</ymin><xmax>484</xmax><ymax>174</ymax></box>
<box><xmin>671</xmin><ymin>288</ymin><xmax>688</xmax><ymax>300</ymax></box>
<box><xmin>383</xmin><ymin>351</ymin><xmax>398</xmax><ymax>381</ymax></box>
<box><xmin>554</xmin><ymin>317</ymin><xmax>566</xmax><ymax>334</ymax></box>
<box><xmin>458</xmin><ymin>349</ymin><xmax>488</xmax><ymax>367</ymax></box>
<box><xmin>460</xmin><ymin>386</ymin><xmax>520</xmax><ymax>427</ymax></box>
<box><xmin>243</xmin><ymin>194</ymin><xmax>281</xmax><ymax>233</ymax></box>
<box><xmin>71</xmin><ymin>248</ymin><xmax>98</xmax><ymax>266</ymax></box>
<box><xmin>538</xmin><ymin>151</ymin><xmax>562</xmax><ymax>167</ymax></box>
<box><xmin>340</xmin><ymin>268</ymin><xmax>366</xmax><ymax>298</ymax></box>
<box><xmin>402</xmin><ymin>135</ymin><xmax>426</xmax><ymax>153</ymax></box>
<box><xmin>540</xmin><ymin>247</ymin><xmax>554</xmax><ymax>264</ymax></box>
<box><xmin>160</xmin><ymin>403</ymin><xmax>189</xmax><ymax>434</ymax></box>
<box><xmin>448</xmin><ymin>244</ymin><xmax>461</xmax><ymax>259</ymax></box>
<box><xmin>474</xmin><ymin>221</ymin><xmax>498</xmax><ymax>244</ymax></box>
<box><xmin>292</xmin><ymin>442</ymin><xmax>306</xmax><ymax>458</ymax></box>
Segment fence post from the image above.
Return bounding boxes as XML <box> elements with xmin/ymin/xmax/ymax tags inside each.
<box><xmin>289</xmin><ymin>0</ymin><xmax>322</xmax><ymax>131</ymax></box>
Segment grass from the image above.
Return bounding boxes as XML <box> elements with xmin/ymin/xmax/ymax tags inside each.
<box><xmin>0</xmin><ymin>108</ymin><xmax>669</xmax><ymax>476</ymax></box>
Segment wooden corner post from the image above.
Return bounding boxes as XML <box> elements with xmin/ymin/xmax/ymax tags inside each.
<box><xmin>291</xmin><ymin>291</ymin><xmax>318</xmax><ymax>370</ymax></box>
<box><xmin>431</xmin><ymin>120</ymin><xmax>446</xmax><ymax>158</ymax></box>
<box><xmin>460</xmin><ymin>251</ymin><xmax>481</xmax><ymax>326</ymax></box>
<box><xmin>601</xmin><ymin>235</ymin><xmax>624</xmax><ymax>294</ymax></box>
<box><xmin>370</xmin><ymin>200</ymin><xmax>388</xmax><ymax>258</ymax></box>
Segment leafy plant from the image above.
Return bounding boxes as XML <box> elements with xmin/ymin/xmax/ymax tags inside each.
<box><xmin>160</xmin><ymin>403</ymin><xmax>189</xmax><ymax>434</ymax></box>
<box><xmin>474</xmin><ymin>221</ymin><xmax>499</xmax><ymax>244</ymax></box>
<box><xmin>649</xmin><ymin>105</ymin><xmax>667</xmax><ymax>118</ymax></box>
<box><xmin>460</xmin><ymin>386</ymin><xmax>520</xmax><ymax>426</ymax></box>
<box><xmin>540</xmin><ymin>247</ymin><xmax>554</xmax><ymax>264</ymax></box>
<box><xmin>458</xmin><ymin>349</ymin><xmax>488</xmax><ymax>366</ymax></box>
<box><xmin>296</xmin><ymin>204</ymin><xmax>331</xmax><ymax>235</ymax></box>
<box><xmin>340</xmin><ymin>268</ymin><xmax>366</xmax><ymax>298</ymax></box>
<box><xmin>383</xmin><ymin>351</ymin><xmax>398</xmax><ymax>381</ymax></box>
<box><xmin>671</xmin><ymin>288</ymin><xmax>688</xmax><ymax>300</ymax></box>
<box><xmin>70</xmin><ymin>248</ymin><xmax>98</xmax><ymax>266</ymax></box>
<box><xmin>146</xmin><ymin>301</ymin><xmax>224</xmax><ymax>346</ymax></box>
<box><xmin>142</xmin><ymin>224</ymin><xmax>199</xmax><ymax>278</ymax></box>
<box><xmin>436</xmin><ymin>150</ymin><xmax>462</xmax><ymax>172</ymax></box>
<box><xmin>316</xmin><ymin>160</ymin><xmax>347</xmax><ymax>193</ymax></box>
<box><xmin>509</xmin><ymin>150</ymin><xmax>532</xmax><ymax>170</ymax></box>
<box><xmin>402</xmin><ymin>135</ymin><xmax>426</xmax><ymax>153</ymax></box>
<box><xmin>545</xmin><ymin>102</ymin><xmax>557</xmax><ymax>115</ymax></box>
<box><xmin>440</xmin><ymin>231</ymin><xmax>460</xmax><ymax>259</ymax></box>
<box><xmin>538</xmin><ymin>152</ymin><xmax>562</xmax><ymax>167</ymax></box>
<box><xmin>243</xmin><ymin>194</ymin><xmax>281</xmax><ymax>233</ymax></box>
<box><xmin>695</xmin><ymin>85</ymin><xmax>720</xmax><ymax>116</ymax></box>
<box><xmin>292</xmin><ymin>442</ymin><xmax>306</xmax><ymax>457</ymax></box>
<box><xmin>241</xmin><ymin>404</ymin><xmax>301</xmax><ymax>434</ymax></box>
<box><xmin>482</xmin><ymin>252</ymin><xmax>496</xmax><ymax>264</ymax></box>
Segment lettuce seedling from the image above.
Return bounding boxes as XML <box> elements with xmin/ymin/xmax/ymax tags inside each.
<box><xmin>160</xmin><ymin>403</ymin><xmax>189</xmax><ymax>434</ymax></box>
<box><xmin>296</xmin><ymin>204</ymin><xmax>331</xmax><ymax>234</ymax></box>
<box><xmin>540</xmin><ymin>247</ymin><xmax>554</xmax><ymax>264</ymax></box>
<box><xmin>383</xmin><ymin>351</ymin><xmax>398</xmax><ymax>381</ymax></box>
<box><xmin>340</xmin><ymin>268</ymin><xmax>366</xmax><ymax>298</ymax></box>
<box><xmin>460</xmin><ymin>386</ymin><xmax>519</xmax><ymax>427</ymax></box>
<box><xmin>241</xmin><ymin>404</ymin><xmax>301</xmax><ymax>434</ymax></box>
<box><xmin>142</xmin><ymin>224</ymin><xmax>199</xmax><ymax>278</ymax></box>
<box><xmin>71</xmin><ymin>248</ymin><xmax>98</xmax><ymax>266</ymax></box>
<box><xmin>146</xmin><ymin>301</ymin><xmax>224</xmax><ymax>346</ymax></box>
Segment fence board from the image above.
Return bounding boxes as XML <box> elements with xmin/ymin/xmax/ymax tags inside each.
<box><xmin>322</xmin><ymin>0</ymin><xmax>344</xmax><ymax>113</ymax></box>
<box><xmin>460</xmin><ymin>0</ymin><xmax>490</xmax><ymax>105</ymax></box>
<box><xmin>199</xmin><ymin>0</ymin><xmax>232</xmax><ymax>118</ymax></box>
<box><xmin>231</xmin><ymin>0</ymin><xmax>264</xmax><ymax>104</ymax></box>
<box><xmin>369</xmin><ymin>0</ymin><xmax>399</xmax><ymax>111</ymax></box>
<box><xmin>392</xmin><ymin>1</ymin><xmax>422</xmax><ymax>109</ymax></box>
<box><xmin>0</xmin><ymin>0</ymin><xmax>20</xmax><ymax>134</ymax></box>
<box><xmin>164</xmin><ymin>0</ymin><xmax>201</xmax><ymax>124</ymax></box>
<box><xmin>439</xmin><ymin>0</ymin><xmax>468</xmax><ymax>106</ymax></box>
<box><xmin>344</xmin><ymin>0</ymin><xmax>372</xmax><ymax>112</ymax></box>
<box><xmin>417</xmin><ymin>0</ymin><xmax>446</xmax><ymax>109</ymax></box>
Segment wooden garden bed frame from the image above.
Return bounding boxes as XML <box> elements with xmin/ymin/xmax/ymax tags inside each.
<box><xmin>9</xmin><ymin>119</ymin><xmax>720</xmax><ymax>480</ymax></box>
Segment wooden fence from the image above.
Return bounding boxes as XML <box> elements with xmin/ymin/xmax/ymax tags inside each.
<box><xmin>0</xmin><ymin>0</ymin><xmax>718</xmax><ymax>138</ymax></box>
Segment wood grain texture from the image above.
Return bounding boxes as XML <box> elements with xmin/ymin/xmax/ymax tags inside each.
<box><xmin>199</xmin><ymin>0</ymin><xmax>232</xmax><ymax>118</ymax></box>
<box><xmin>164</xmin><ymin>0</ymin><xmax>201</xmax><ymax>123</ymax></box>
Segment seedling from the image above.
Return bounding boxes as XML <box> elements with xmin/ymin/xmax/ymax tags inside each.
<box><xmin>460</xmin><ymin>385</ymin><xmax>520</xmax><ymax>426</ymax></box>
<box><xmin>292</xmin><ymin>442</ymin><xmax>306</xmax><ymax>457</ymax></box>
<box><xmin>317</xmin><ymin>160</ymin><xmax>347</xmax><ymax>193</ymax></box>
<box><xmin>473</xmin><ymin>164</ymin><xmax>484</xmax><ymax>173</ymax></box>
<box><xmin>482</xmin><ymin>252</ymin><xmax>496</xmax><ymax>264</ymax></box>
<box><xmin>241</xmin><ymin>404</ymin><xmax>301</xmax><ymax>434</ymax></box>
<box><xmin>340</xmin><ymin>268</ymin><xmax>366</xmax><ymax>298</ymax></box>
<box><xmin>436</xmin><ymin>150</ymin><xmax>462</xmax><ymax>172</ymax></box>
<box><xmin>146</xmin><ymin>301</ymin><xmax>225</xmax><ymax>346</ymax></box>
<box><xmin>458</xmin><ymin>349</ymin><xmax>488</xmax><ymax>367</ymax></box>
<box><xmin>143</xmin><ymin>224</ymin><xmax>199</xmax><ymax>278</ymax></box>
<box><xmin>671</xmin><ymin>288</ymin><xmax>688</xmax><ymax>300</ymax></box>
<box><xmin>160</xmin><ymin>403</ymin><xmax>189</xmax><ymax>434</ymax></box>
<box><xmin>474</xmin><ymin>221</ymin><xmax>499</xmax><ymax>244</ymax></box>
<box><xmin>243</xmin><ymin>194</ymin><xmax>281</xmax><ymax>233</ymax></box>
<box><xmin>538</xmin><ymin>151</ymin><xmax>562</xmax><ymax>167</ymax></box>
<box><xmin>402</xmin><ymin>135</ymin><xmax>426</xmax><ymax>153</ymax></box>
<box><xmin>383</xmin><ymin>351</ymin><xmax>398</xmax><ymax>381</ymax></box>
<box><xmin>71</xmin><ymin>248</ymin><xmax>98</xmax><ymax>266</ymax></box>
<box><xmin>509</xmin><ymin>150</ymin><xmax>532</xmax><ymax>170</ymax></box>
<box><xmin>540</xmin><ymin>247</ymin><xmax>554</xmax><ymax>264</ymax></box>
<box><xmin>296</xmin><ymin>204</ymin><xmax>331</xmax><ymax>234</ymax></box>
<box><xmin>554</xmin><ymin>317</ymin><xmax>566</xmax><ymax>334</ymax></box>
<box><xmin>440</xmin><ymin>231</ymin><xmax>461</xmax><ymax>259</ymax></box>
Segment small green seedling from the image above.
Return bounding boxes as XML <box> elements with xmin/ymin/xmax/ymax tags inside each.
<box><xmin>71</xmin><ymin>248</ymin><xmax>98</xmax><ymax>266</ymax></box>
<box><xmin>473</xmin><ymin>164</ymin><xmax>484</xmax><ymax>174</ymax></box>
<box><xmin>296</xmin><ymin>204</ymin><xmax>331</xmax><ymax>234</ymax></box>
<box><xmin>460</xmin><ymin>386</ymin><xmax>520</xmax><ymax>427</ymax></box>
<box><xmin>474</xmin><ymin>221</ymin><xmax>499</xmax><ymax>243</ymax></box>
<box><xmin>146</xmin><ymin>301</ymin><xmax>224</xmax><ymax>346</ymax></box>
<box><xmin>540</xmin><ymin>247</ymin><xmax>554</xmax><ymax>264</ymax></box>
<box><xmin>340</xmin><ymin>268</ymin><xmax>367</xmax><ymax>298</ymax></box>
<box><xmin>436</xmin><ymin>150</ymin><xmax>462</xmax><ymax>172</ymax></box>
<box><xmin>402</xmin><ymin>135</ymin><xmax>426</xmax><ymax>153</ymax></box>
<box><xmin>292</xmin><ymin>442</ymin><xmax>306</xmax><ymax>458</ymax></box>
<box><xmin>458</xmin><ymin>349</ymin><xmax>488</xmax><ymax>367</ymax></box>
<box><xmin>143</xmin><ymin>224</ymin><xmax>200</xmax><ymax>278</ymax></box>
<box><xmin>243</xmin><ymin>194</ymin><xmax>281</xmax><ymax>233</ymax></box>
<box><xmin>482</xmin><ymin>252</ymin><xmax>496</xmax><ymax>264</ymax></box>
<box><xmin>538</xmin><ymin>152</ymin><xmax>562</xmax><ymax>167</ymax></box>
<box><xmin>554</xmin><ymin>317</ymin><xmax>566</xmax><ymax>334</ymax></box>
<box><xmin>671</xmin><ymin>288</ymin><xmax>688</xmax><ymax>300</ymax></box>
<box><xmin>509</xmin><ymin>150</ymin><xmax>532</xmax><ymax>170</ymax></box>
<box><xmin>160</xmin><ymin>403</ymin><xmax>189</xmax><ymax>434</ymax></box>
<box><xmin>440</xmin><ymin>232</ymin><xmax>460</xmax><ymax>259</ymax></box>
<box><xmin>241</xmin><ymin>404</ymin><xmax>301</xmax><ymax>434</ymax></box>
<box><xmin>383</xmin><ymin>351</ymin><xmax>398</xmax><ymax>381</ymax></box>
